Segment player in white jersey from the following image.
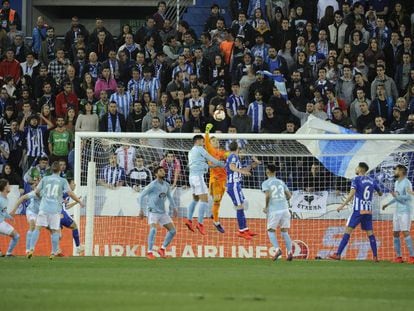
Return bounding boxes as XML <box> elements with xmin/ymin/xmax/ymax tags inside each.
<box><xmin>10</xmin><ymin>176</ymin><xmax>41</xmax><ymax>255</ymax></box>
<box><xmin>0</xmin><ymin>179</ymin><xmax>20</xmax><ymax>257</ymax></box>
<box><xmin>27</xmin><ymin>161</ymin><xmax>84</xmax><ymax>259</ymax></box>
<box><xmin>382</xmin><ymin>165</ymin><xmax>414</xmax><ymax>263</ymax></box>
<box><xmin>184</xmin><ymin>135</ymin><xmax>224</xmax><ymax>235</ymax></box>
<box><xmin>262</xmin><ymin>164</ymin><xmax>293</xmax><ymax>261</ymax></box>
<box><xmin>139</xmin><ymin>166</ymin><xmax>177</xmax><ymax>260</ymax></box>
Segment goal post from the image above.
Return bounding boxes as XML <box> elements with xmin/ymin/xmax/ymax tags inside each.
<box><xmin>73</xmin><ymin>131</ymin><xmax>414</xmax><ymax>260</ymax></box>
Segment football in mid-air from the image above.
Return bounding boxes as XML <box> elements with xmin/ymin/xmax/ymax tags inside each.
<box><xmin>213</xmin><ymin>110</ymin><xmax>226</xmax><ymax>121</ymax></box>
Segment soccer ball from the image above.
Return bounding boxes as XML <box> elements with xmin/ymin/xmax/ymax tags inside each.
<box><xmin>213</xmin><ymin>110</ymin><xmax>226</xmax><ymax>121</ymax></box>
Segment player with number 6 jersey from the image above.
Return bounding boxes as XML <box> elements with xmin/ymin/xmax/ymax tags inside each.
<box><xmin>330</xmin><ymin>162</ymin><xmax>382</xmax><ymax>261</ymax></box>
<box><xmin>261</xmin><ymin>164</ymin><xmax>293</xmax><ymax>261</ymax></box>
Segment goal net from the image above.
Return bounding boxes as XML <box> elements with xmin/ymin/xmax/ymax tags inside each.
<box><xmin>70</xmin><ymin>130</ymin><xmax>414</xmax><ymax>260</ymax></box>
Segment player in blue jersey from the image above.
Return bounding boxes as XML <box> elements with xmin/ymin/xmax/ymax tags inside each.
<box><xmin>226</xmin><ymin>141</ymin><xmax>257</xmax><ymax>240</ymax></box>
<box><xmin>11</xmin><ymin>176</ymin><xmax>41</xmax><ymax>255</ymax></box>
<box><xmin>59</xmin><ymin>178</ymin><xmax>84</xmax><ymax>256</ymax></box>
<box><xmin>262</xmin><ymin>164</ymin><xmax>293</xmax><ymax>261</ymax></box>
<box><xmin>139</xmin><ymin>166</ymin><xmax>177</xmax><ymax>260</ymax></box>
<box><xmin>330</xmin><ymin>162</ymin><xmax>383</xmax><ymax>261</ymax></box>
<box><xmin>184</xmin><ymin>135</ymin><xmax>224</xmax><ymax>235</ymax></box>
<box><xmin>382</xmin><ymin>165</ymin><xmax>414</xmax><ymax>264</ymax></box>
<box><xmin>27</xmin><ymin>161</ymin><xmax>84</xmax><ymax>259</ymax></box>
<box><xmin>0</xmin><ymin>179</ymin><xmax>20</xmax><ymax>257</ymax></box>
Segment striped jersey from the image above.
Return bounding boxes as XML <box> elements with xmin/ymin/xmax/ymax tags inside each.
<box><xmin>185</xmin><ymin>97</ymin><xmax>205</xmax><ymax>114</ymax></box>
<box><xmin>172</xmin><ymin>64</ymin><xmax>192</xmax><ymax>84</ymax></box>
<box><xmin>24</xmin><ymin>125</ymin><xmax>47</xmax><ymax>157</ymax></box>
<box><xmin>127</xmin><ymin>78</ymin><xmax>141</xmax><ymax>102</ymax></box>
<box><xmin>109</xmin><ymin>92</ymin><xmax>133</xmax><ymax>117</ymax></box>
<box><xmin>100</xmin><ymin>165</ymin><xmax>126</xmax><ymax>186</ymax></box>
<box><xmin>351</xmin><ymin>175</ymin><xmax>380</xmax><ymax>214</ymax></box>
<box><xmin>247</xmin><ymin>101</ymin><xmax>264</xmax><ymax>133</ymax></box>
<box><xmin>138</xmin><ymin>78</ymin><xmax>160</xmax><ymax>102</ymax></box>
<box><xmin>225</xmin><ymin>153</ymin><xmax>242</xmax><ymax>185</ymax></box>
<box><xmin>226</xmin><ymin>94</ymin><xmax>245</xmax><ymax>116</ymax></box>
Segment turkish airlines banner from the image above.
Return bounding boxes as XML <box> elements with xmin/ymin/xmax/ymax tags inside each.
<box><xmin>2</xmin><ymin>216</ymin><xmax>412</xmax><ymax>260</ymax></box>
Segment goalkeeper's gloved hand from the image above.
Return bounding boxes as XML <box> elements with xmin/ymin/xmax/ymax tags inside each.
<box><xmin>205</xmin><ymin>123</ymin><xmax>213</xmax><ymax>133</ymax></box>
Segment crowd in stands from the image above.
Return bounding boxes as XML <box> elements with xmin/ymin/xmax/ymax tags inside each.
<box><xmin>0</xmin><ymin>0</ymin><xmax>414</xmax><ymax>188</ymax></box>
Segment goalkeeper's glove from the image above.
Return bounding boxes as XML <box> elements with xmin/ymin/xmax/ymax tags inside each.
<box><xmin>205</xmin><ymin>123</ymin><xmax>213</xmax><ymax>133</ymax></box>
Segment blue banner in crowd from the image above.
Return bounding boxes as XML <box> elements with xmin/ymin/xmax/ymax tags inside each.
<box><xmin>296</xmin><ymin>116</ymin><xmax>403</xmax><ymax>179</ymax></box>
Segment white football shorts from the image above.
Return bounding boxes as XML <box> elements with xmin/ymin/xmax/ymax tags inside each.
<box><xmin>36</xmin><ymin>211</ymin><xmax>61</xmax><ymax>230</ymax></box>
<box><xmin>148</xmin><ymin>212</ymin><xmax>173</xmax><ymax>226</ymax></box>
<box><xmin>189</xmin><ymin>175</ymin><xmax>208</xmax><ymax>196</ymax></box>
<box><xmin>267</xmin><ymin>210</ymin><xmax>291</xmax><ymax>230</ymax></box>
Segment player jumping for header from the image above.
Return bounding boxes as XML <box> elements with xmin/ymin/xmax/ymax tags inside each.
<box><xmin>382</xmin><ymin>164</ymin><xmax>414</xmax><ymax>263</ymax></box>
<box><xmin>139</xmin><ymin>166</ymin><xmax>178</xmax><ymax>260</ymax></box>
<box><xmin>205</xmin><ymin>123</ymin><xmax>229</xmax><ymax>233</ymax></box>
<box><xmin>184</xmin><ymin>135</ymin><xmax>224</xmax><ymax>235</ymax></box>
<box><xmin>226</xmin><ymin>141</ymin><xmax>257</xmax><ymax>240</ymax></box>
<box><xmin>330</xmin><ymin>162</ymin><xmax>382</xmax><ymax>262</ymax></box>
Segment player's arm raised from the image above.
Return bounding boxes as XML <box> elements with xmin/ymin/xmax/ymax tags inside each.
<box><xmin>337</xmin><ymin>188</ymin><xmax>356</xmax><ymax>212</ymax></box>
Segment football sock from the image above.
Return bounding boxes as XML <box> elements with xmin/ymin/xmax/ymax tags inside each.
<box><xmin>148</xmin><ymin>227</ymin><xmax>157</xmax><ymax>252</ymax></box>
<box><xmin>30</xmin><ymin>228</ymin><xmax>40</xmax><ymax>251</ymax></box>
<box><xmin>337</xmin><ymin>233</ymin><xmax>350</xmax><ymax>256</ymax></box>
<box><xmin>394</xmin><ymin>237</ymin><xmax>402</xmax><ymax>257</ymax></box>
<box><xmin>404</xmin><ymin>236</ymin><xmax>414</xmax><ymax>257</ymax></box>
<box><xmin>236</xmin><ymin>209</ymin><xmax>247</xmax><ymax>231</ymax></box>
<box><xmin>7</xmin><ymin>233</ymin><xmax>19</xmax><ymax>255</ymax></box>
<box><xmin>267</xmin><ymin>231</ymin><xmax>279</xmax><ymax>249</ymax></box>
<box><xmin>369</xmin><ymin>235</ymin><xmax>378</xmax><ymax>257</ymax></box>
<box><xmin>187</xmin><ymin>200</ymin><xmax>197</xmax><ymax>220</ymax></box>
<box><xmin>198</xmin><ymin>201</ymin><xmax>208</xmax><ymax>224</ymax></box>
<box><xmin>212</xmin><ymin>202</ymin><xmax>220</xmax><ymax>222</ymax></box>
<box><xmin>51</xmin><ymin>232</ymin><xmax>60</xmax><ymax>254</ymax></box>
<box><xmin>162</xmin><ymin>229</ymin><xmax>176</xmax><ymax>249</ymax></box>
<box><xmin>26</xmin><ymin>230</ymin><xmax>33</xmax><ymax>251</ymax></box>
<box><xmin>281</xmin><ymin>231</ymin><xmax>292</xmax><ymax>253</ymax></box>
<box><xmin>72</xmin><ymin>229</ymin><xmax>80</xmax><ymax>247</ymax></box>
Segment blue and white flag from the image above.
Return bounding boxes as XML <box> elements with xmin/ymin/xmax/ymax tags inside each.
<box><xmin>296</xmin><ymin>116</ymin><xmax>403</xmax><ymax>179</ymax></box>
<box><xmin>262</xmin><ymin>71</ymin><xmax>288</xmax><ymax>100</ymax></box>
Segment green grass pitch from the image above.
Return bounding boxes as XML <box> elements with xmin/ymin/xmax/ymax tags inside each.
<box><xmin>1</xmin><ymin>257</ymin><xmax>414</xmax><ymax>311</ymax></box>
